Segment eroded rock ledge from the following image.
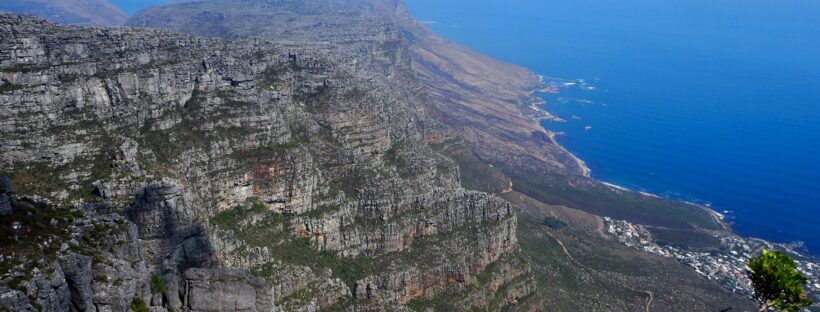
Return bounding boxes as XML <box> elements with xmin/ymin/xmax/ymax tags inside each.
<box><xmin>0</xmin><ymin>13</ymin><xmax>532</xmax><ymax>311</ymax></box>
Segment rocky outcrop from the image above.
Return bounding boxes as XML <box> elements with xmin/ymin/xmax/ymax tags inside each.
<box><xmin>0</xmin><ymin>183</ymin><xmax>148</xmax><ymax>312</ymax></box>
<box><xmin>0</xmin><ymin>180</ymin><xmax>282</xmax><ymax>312</ymax></box>
<box><xmin>59</xmin><ymin>253</ymin><xmax>94</xmax><ymax>311</ymax></box>
<box><xmin>126</xmin><ymin>0</ymin><xmax>414</xmax><ymax>82</ymax></box>
<box><xmin>1</xmin><ymin>13</ymin><xmax>529</xmax><ymax>310</ymax></box>
<box><xmin>0</xmin><ymin>176</ymin><xmax>11</xmax><ymax>215</ymax></box>
<box><xmin>183</xmin><ymin>268</ymin><xmax>273</xmax><ymax>312</ymax></box>
<box><xmin>127</xmin><ymin>183</ymin><xmax>214</xmax><ymax>269</ymax></box>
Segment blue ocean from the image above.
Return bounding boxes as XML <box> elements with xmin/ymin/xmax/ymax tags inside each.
<box><xmin>405</xmin><ymin>0</ymin><xmax>820</xmax><ymax>254</ymax></box>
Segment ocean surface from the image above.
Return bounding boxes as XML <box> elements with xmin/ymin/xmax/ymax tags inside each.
<box><xmin>110</xmin><ymin>0</ymin><xmax>170</xmax><ymax>15</ymax></box>
<box><xmin>405</xmin><ymin>0</ymin><xmax>820</xmax><ymax>254</ymax></box>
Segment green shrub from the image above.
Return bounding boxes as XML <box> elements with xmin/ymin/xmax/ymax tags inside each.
<box><xmin>150</xmin><ymin>275</ymin><xmax>166</xmax><ymax>294</ymax></box>
<box><xmin>130</xmin><ymin>297</ymin><xmax>149</xmax><ymax>312</ymax></box>
<box><xmin>541</xmin><ymin>216</ymin><xmax>567</xmax><ymax>229</ymax></box>
<box><xmin>210</xmin><ymin>200</ymin><xmax>269</xmax><ymax>229</ymax></box>
<box><xmin>93</xmin><ymin>273</ymin><xmax>108</xmax><ymax>284</ymax></box>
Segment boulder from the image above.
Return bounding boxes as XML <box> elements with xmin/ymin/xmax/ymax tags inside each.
<box><xmin>59</xmin><ymin>253</ymin><xmax>95</xmax><ymax>312</ymax></box>
<box><xmin>183</xmin><ymin>268</ymin><xmax>274</xmax><ymax>312</ymax></box>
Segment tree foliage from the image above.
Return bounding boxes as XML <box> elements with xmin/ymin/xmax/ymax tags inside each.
<box><xmin>747</xmin><ymin>249</ymin><xmax>812</xmax><ymax>312</ymax></box>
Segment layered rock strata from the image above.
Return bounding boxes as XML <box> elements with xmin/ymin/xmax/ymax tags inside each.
<box><xmin>0</xmin><ymin>13</ymin><xmax>529</xmax><ymax>311</ymax></box>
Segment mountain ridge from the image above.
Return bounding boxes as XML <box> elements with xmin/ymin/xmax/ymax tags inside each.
<box><xmin>0</xmin><ymin>0</ymin><xmax>127</xmax><ymax>26</ymax></box>
<box><xmin>126</xmin><ymin>0</ymin><xmax>725</xmax><ymax>233</ymax></box>
<box><xmin>0</xmin><ymin>12</ymin><xmax>532</xmax><ymax>311</ymax></box>
<box><xmin>0</xmin><ymin>0</ymin><xmax>774</xmax><ymax>310</ymax></box>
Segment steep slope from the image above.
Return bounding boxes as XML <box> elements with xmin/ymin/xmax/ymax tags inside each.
<box><xmin>396</xmin><ymin>16</ymin><xmax>587</xmax><ymax>177</ymax></box>
<box><xmin>121</xmin><ymin>0</ymin><xmax>764</xmax><ymax>310</ymax></box>
<box><xmin>0</xmin><ymin>180</ymin><xmax>275</xmax><ymax>312</ymax></box>
<box><xmin>0</xmin><ymin>13</ymin><xmax>530</xmax><ymax>311</ymax></box>
<box><xmin>126</xmin><ymin>0</ymin><xmax>414</xmax><ymax>81</ymax></box>
<box><xmin>127</xmin><ymin>0</ymin><xmax>723</xmax><ymax>233</ymax></box>
<box><xmin>379</xmin><ymin>1</ymin><xmax>726</xmax><ymax>233</ymax></box>
<box><xmin>0</xmin><ymin>0</ymin><xmax>127</xmax><ymax>26</ymax></box>
<box><xmin>503</xmin><ymin>190</ymin><xmax>757</xmax><ymax>311</ymax></box>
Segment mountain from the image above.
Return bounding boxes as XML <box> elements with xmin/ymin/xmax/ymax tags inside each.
<box><xmin>0</xmin><ymin>13</ymin><xmax>529</xmax><ymax>311</ymax></box>
<box><xmin>0</xmin><ymin>0</ymin><xmax>127</xmax><ymax>26</ymax></box>
<box><xmin>127</xmin><ymin>0</ymin><xmax>724</xmax><ymax>233</ymax></box>
<box><xmin>0</xmin><ymin>0</ymin><xmax>764</xmax><ymax>311</ymax></box>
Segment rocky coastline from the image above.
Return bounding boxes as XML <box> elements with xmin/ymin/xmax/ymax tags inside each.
<box><xmin>528</xmin><ymin>63</ymin><xmax>820</xmax><ymax>307</ymax></box>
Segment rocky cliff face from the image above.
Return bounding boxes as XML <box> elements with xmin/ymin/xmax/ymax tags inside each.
<box><xmin>125</xmin><ymin>0</ymin><xmax>722</xmax><ymax>241</ymax></box>
<box><xmin>0</xmin><ymin>181</ymin><xmax>274</xmax><ymax>312</ymax></box>
<box><xmin>0</xmin><ymin>13</ymin><xmax>530</xmax><ymax>311</ymax></box>
<box><xmin>131</xmin><ymin>0</ymin><xmax>587</xmax><ymax>178</ymax></box>
<box><xmin>126</xmin><ymin>0</ymin><xmax>414</xmax><ymax>82</ymax></box>
<box><xmin>117</xmin><ymin>1</ymin><xmax>758</xmax><ymax>310</ymax></box>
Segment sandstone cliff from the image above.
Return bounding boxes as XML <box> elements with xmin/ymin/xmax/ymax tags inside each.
<box><xmin>0</xmin><ymin>13</ymin><xmax>530</xmax><ymax>311</ymax></box>
<box><xmin>125</xmin><ymin>0</ymin><xmax>723</xmax><ymax>232</ymax></box>
<box><xmin>0</xmin><ymin>179</ymin><xmax>275</xmax><ymax>312</ymax></box>
<box><xmin>127</xmin><ymin>0</ymin><xmax>586</xmax><ymax>181</ymax></box>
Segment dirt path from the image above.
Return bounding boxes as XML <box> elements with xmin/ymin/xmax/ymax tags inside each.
<box><xmin>594</xmin><ymin>216</ymin><xmax>607</xmax><ymax>238</ymax></box>
<box><xmin>545</xmin><ymin>232</ymin><xmax>576</xmax><ymax>263</ymax></box>
<box><xmin>545</xmin><ymin>230</ymin><xmax>653</xmax><ymax>311</ymax></box>
<box><xmin>643</xmin><ymin>291</ymin><xmax>654</xmax><ymax>312</ymax></box>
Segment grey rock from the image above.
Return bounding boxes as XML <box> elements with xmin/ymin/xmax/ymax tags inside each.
<box><xmin>0</xmin><ymin>11</ymin><xmax>528</xmax><ymax>310</ymax></box>
<box><xmin>0</xmin><ymin>288</ymin><xmax>31</xmax><ymax>311</ymax></box>
<box><xmin>92</xmin><ymin>181</ymin><xmax>114</xmax><ymax>199</ymax></box>
<box><xmin>26</xmin><ymin>264</ymin><xmax>71</xmax><ymax>312</ymax></box>
<box><xmin>59</xmin><ymin>253</ymin><xmax>95</xmax><ymax>312</ymax></box>
<box><xmin>183</xmin><ymin>268</ymin><xmax>273</xmax><ymax>312</ymax></box>
<box><xmin>0</xmin><ymin>176</ymin><xmax>11</xmax><ymax>193</ymax></box>
<box><xmin>127</xmin><ymin>182</ymin><xmax>215</xmax><ymax>270</ymax></box>
<box><xmin>0</xmin><ymin>176</ymin><xmax>11</xmax><ymax>215</ymax></box>
<box><xmin>151</xmin><ymin>292</ymin><xmax>163</xmax><ymax>307</ymax></box>
<box><xmin>115</xmin><ymin>139</ymin><xmax>142</xmax><ymax>176</ymax></box>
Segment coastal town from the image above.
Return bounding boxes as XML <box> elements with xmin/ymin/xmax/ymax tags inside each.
<box><xmin>603</xmin><ymin>217</ymin><xmax>820</xmax><ymax>304</ymax></box>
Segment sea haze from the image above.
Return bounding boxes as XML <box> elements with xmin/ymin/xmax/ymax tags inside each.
<box><xmin>406</xmin><ymin>0</ymin><xmax>820</xmax><ymax>254</ymax></box>
<box><xmin>109</xmin><ymin>0</ymin><xmax>171</xmax><ymax>15</ymax></box>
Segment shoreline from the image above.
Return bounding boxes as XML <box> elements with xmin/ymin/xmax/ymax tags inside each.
<box><xmin>544</xmin><ymin>130</ymin><xmax>592</xmax><ymax>177</ymax></box>
<box><xmin>602</xmin><ymin>180</ymin><xmax>731</xmax><ymax>230</ymax></box>
<box><xmin>600</xmin><ymin>178</ymin><xmax>819</xmax><ymax>261</ymax></box>
<box><xmin>530</xmin><ymin>77</ymin><xmax>731</xmax><ymax>228</ymax></box>
<box><xmin>527</xmin><ymin>77</ymin><xmax>820</xmax><ymax>259</ymax></box>
<box><xmin>530</xmin><ymin>76</ymin><xmax>592</xmax><ymax>177</ymax></box>
<box><xmin>527</xmin><ymin>78</ymin><xmax>812</xmax><ymax>243</ymax></box>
